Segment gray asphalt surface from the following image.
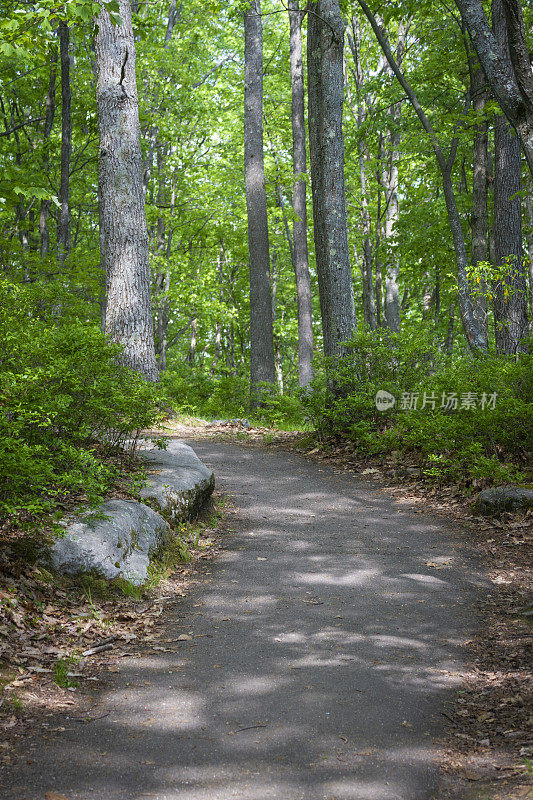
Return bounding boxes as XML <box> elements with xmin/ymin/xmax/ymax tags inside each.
<box><xmin>2</xmin><ymin>439</ymin><xmax>483</xmax><ymax>800</ymax></box>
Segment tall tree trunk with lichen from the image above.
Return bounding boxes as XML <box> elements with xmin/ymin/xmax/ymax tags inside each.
<box><xmin>491</xmin><ymin>0</ymin><xmax>528</xmax><ymax>353</ymax></box>
<box><xmin>95</xmin><ymin>0</ymin><xmax>158</xmax><ymax>381</ymax></box>
<box><xmin>288</xmin><ymin>0</ymin><xmax>314</xmax><ymax>387</ymax></box>
<box><xmin>244</xmin><ymin>0</ymin><xmax>277</xmax><ymax>397</ymax></box>
<box><xmin>308</xmin><ymin>0</ymin><xmax>356</xmax><ymax>367</ymax></box>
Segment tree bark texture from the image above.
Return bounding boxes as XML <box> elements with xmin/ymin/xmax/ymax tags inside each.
<box><xmin>58</xmin><ymin>21</ymin><xmax>71</xmax><ymax>265</ymax></box>
<box><xmin>244</xmin><ymin>0</ymin><xmax>277</xmax><ymax>391</ymax></box>
<box><xmin>346</xmin><ymin>20</ymin><xmax>376</xmax><ymax>330</ymax></box>
<box><xmin>454</xmin><ymin>0</ymin><xmax>533</xmax><ymax>178</ymax></box>
<box><xmin>525</xmin><ymin>175</ymin><xmax>533</xmax><ymax>332</ymax></box>
<box><xmin>492</xmin><ymin>0</ymin><xmax>528</xmax><ymax>353</ymax></box>
<box><xmin>288</xmin><ymin>0</ymin><xmax>314</xmax><ymax>387</ymax></box>
<box><xmin>308</xmin><ymin>0</ymin><xmax>356</xmax><ymax>364</ymax></box>
<box><xmin>381</xmin><ymin>23</ymin><xmax>406</xmax><ymax>334</ymax></box>
<box><xmin>95</xmin><ymin>0</ymin><xmax>158</xmax><ymax>381</ymax></box>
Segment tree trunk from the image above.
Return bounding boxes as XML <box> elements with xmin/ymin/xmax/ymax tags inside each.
<box><xmin>211</xmin><ymin>243</ymin><xmax>225</xmax><ymax>376</ymax></box>
<box><xmin>381</xmin><ymin>24</ymin><xmax>406</xmax><ymax>333</ymax></box>
<box><xmin>288</xmin><ymin>0</ymin><xmax>314</xmax><ymax>387</ymax></box>
<box><xmin>346</xmin><ymin>20</ymin><xmax>376</xmax><ymax>330</ymax></box>
<box><xmin>492</xmin><ymin>0</ymin><xmax>528</xmax><ymax>353</ymax></box>
<box><xmin>187</xmin><ymin>317</ymin><xmax>197</xmax><ymax>365</ymax></box>
<box><xmin>58</xmin><ymin>21</ymin><xmax>71</xmax><ymax>265</ymax></box>
<box><xmin>358</xmin><ymin>0</ymin><xmax>486</xmax><ymax>352</ymax></box>
<box><xmin>40</xmin><ymin>47</ymin><xmax>57</xmax><ymax>258</ymax></box>
<box><xmin>271</xmin><ymin>246</ymin><xmax>284</xmax><ymax>393</ymax></box>
<box><xmin>454</xmin><ymin>0</ymin><xmax>533</xmax><ymax>178</ymax></box>
<box><xmin>164</xmin><ymin>0</ymin><xmax>182</xmax><ymax>46</ymax></box>
<box><xmin>469</xmin><ymin>56</ymin><xmax>489</xmax><ymax>347</ymax></box>
<box><xmin>524</xmin><ymin>175</ymin><xmax>533</xmax><ymax>332</ymax></box>
<box><xmin>308</xmin><ymin>0</ymin><xmax>356</xmax><ymax>365</ymax></box>
<box><xmin>155</xmin><ymin>271</ymin><xmax>170</xmax><ymax>370</ymax></box>
<box><xmin>244</xmin><ymin>0</ymin><xmax>277</xmax><ymax>396</ymax></box>
<box><xmin>153</xmin><ymin>147</ymin><xmax>172</xmax><ymax>370</ymax></box>
<box><xmin>95</xmin><ymin>0</ymin><xmax>158</xmax><ymax>381</ymax></box>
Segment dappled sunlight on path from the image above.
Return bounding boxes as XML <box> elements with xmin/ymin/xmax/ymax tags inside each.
<box><xmin>2</xmin><ymin>441</ymin><xmax>483</xmax><ymax>800</ymax></box>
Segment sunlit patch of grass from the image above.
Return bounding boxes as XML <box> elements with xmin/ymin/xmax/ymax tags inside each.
<box><xmin>53</xmin><ymin>656</ymin><xmax>79</xmax><ymax>689</ymax></box>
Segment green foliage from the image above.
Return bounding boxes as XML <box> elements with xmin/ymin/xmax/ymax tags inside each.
<box><xmin>160</xmin><ymin>367</ymin><xmax>304</xmax><ymax>428</ymax></box>
<box><xmin>0</xmin><ymin>280</ymin><xmax>162</xmax><ymax>525</ymax></box>
<box><xmin>302</xmin><ymin>330</ymin><xmax>533</xmax><ymax>486</ymax></box>
<box><xmin>53</xmin><ymin>656</ymin><xmax>79</xmax><ymax>689</ymax></box>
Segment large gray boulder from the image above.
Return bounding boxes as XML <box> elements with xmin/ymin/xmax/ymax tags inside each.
<box><xmin>139</xmin><ymin>440</ymin><xmax>215</xmax><ymax>519</ymax></box>
<box><xmin>473</xmin><ymin>485</ymin><xmax>533</xmax><ymax>515</ymax></box>
<box><xmin>50</xmin><ymin>499</ymin><xmax>170</xmax><ymax>584</ymax></box>
<box><xmin>46</xmin><ymin>441</ymin><xmax>214</xmax><ymax>585</ymax></box>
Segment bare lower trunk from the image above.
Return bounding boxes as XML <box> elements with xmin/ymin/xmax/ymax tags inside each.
<box><xmin>95</xmin><ymin>0</ymin><xmax>158</xmax><ymax>381</ymax></box>
<box><xmin>445</xmin><ymin>302</ymin><xmax>456</xmax><ymax>353</ymax></box>
<box><xmin>524</xmin><ymin>176</ymin><xmax>533</xmax><ymax>331</ymax></box>
<box><xmin>271</xmin><ymin>247</ymin><xmax>284</xmax><ymax>393</ymax></box>
<box><xmin>308</xmin><ymin>0</ymin><xmax>356</xmax><ymax>367</ymax></box>
<box><xmin>288</xmin><ymin>0</ymin><xmax>314</xmax><ymax>387</ymax></box>
<box><xmin>492</xmin><ymin>0</ymin><xmax>528</xmax><ymax>354</ymax></box>
<box><xmin>346</xmin><ymin>20</ymin><xmax>376</xmax><ymax>330</ymax></box>
<box><xmin>187</xmin><ymin>317</ymin><xmax>197</xmax><ymax>365</ymax></box>
<box><xmin>244</xmin><ymin>0</ymin><xmax>276</xmax><ymax>394</ymax></box>
<box><xmin>382</xmin><ymin>24</ymin><xmax>406</xmax><ymax>333</ymax></box>
<box><xmin>211</xmin><ymin>243</ymin><xmax>224</xmax><ymax>376</ymax></box>
<box><xmin>361</xmin><ymin>236</ymin><xmax>376</xmax><ymax>329</ymax></box>
<box><xmin>155</xmin><ymin>271</ymin><xmax>170</xmax><ymax>370</ymax></box>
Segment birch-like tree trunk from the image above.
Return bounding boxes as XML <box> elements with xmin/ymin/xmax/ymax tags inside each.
<box><xmin>346</xmin><ymin>19</ymin><xmax>376</xmax><ymax>330</ymax></box>
<box><xmin>288</xmin><ymin>0</ymin><xmax>314</xmax><ymax>387</ymax></box>
<box><xmin>492</xmin><ymin>0</ymin><xmax>528</xmax><ymax>353</ymax></box>
<box><xmin>244</xmin><ymin>0</ymin><xmax>276</xmax><ymax>394</ymax></box>
<box><xmin>308</xmin><ymin>0</ymin><xmax>356</xmax><ymax>365</ymax></box>
<box><xmin>95</xmin><ymin>0</ymin><xmax>158</xmax><ymax>381</ymax></box>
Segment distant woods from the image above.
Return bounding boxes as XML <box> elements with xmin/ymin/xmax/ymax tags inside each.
<box><xmin>1</xmin><ymin>0</ymin><xmax>532</xmax><ymax>391</ymax></box>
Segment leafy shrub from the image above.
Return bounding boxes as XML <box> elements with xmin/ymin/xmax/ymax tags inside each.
<box><xmin>0</xmin><ymin>280</ymin><xmax>162</xmax><ymax>524</ymax></box>
<box><xmin>161</xmin><ymin>368</ymin><xmax>304</xmax><ymax>427</ymax></box>
<box><xmin>159</xmin><ymin>366</ymin><xmax>213</xmax><ymax>415</ymax></box>
<box><xmin>301</xmin><ymin>328</ymin><xmax>532</xmax><ymax>486</ymax></box>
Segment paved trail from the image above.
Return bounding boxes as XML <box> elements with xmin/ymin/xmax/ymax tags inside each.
<box><xmin>3</xmin><ymin>440</ymin><xmax>483</xmax><ymax>800</ymax></box>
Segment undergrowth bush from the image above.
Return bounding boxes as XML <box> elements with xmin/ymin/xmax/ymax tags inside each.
<box><xmin>0</xmin><ymin>280</ymin><xmax>162</xmax><ymax>525</ymax></box>
<box><xmin>301</xmin><ymin>328</ymin><xmax>532</xmax><ymax>486</ymax></box>
<box><xmin>160</xmin><ymin>368</ymin><xmax>304</xmax><ymax>428</ymax></box>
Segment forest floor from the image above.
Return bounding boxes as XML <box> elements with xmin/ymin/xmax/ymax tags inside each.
<box><xmin>0</xmin><ymin>420</ymin><xmax>531</xmax><ymax>800</ymax></box>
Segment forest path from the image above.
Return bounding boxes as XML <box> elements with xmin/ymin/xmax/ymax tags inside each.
<box><xmin>4</xmin><ymin>439</ymin><xmax>484</xmax><ymax>800</ymax></box>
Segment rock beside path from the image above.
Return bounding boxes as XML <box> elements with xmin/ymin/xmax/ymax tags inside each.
<box><xmin>473</xmin><ymin>485</ymin><xmax>533</xmax><ymax>514</ymax></box>
<box><xmin>49</xmin><ymin>499</ymin><xmax>170</xmax><ymax>584</ymax></box>
<box><xmin>139</xmin><ymin>440</ymin><xmax>215</xmax><ymax>519</ymax></box>
<box><xmin>46</xmin><ymin>441</ymin><xmax>215</xmax><ymax>585</ymax></box>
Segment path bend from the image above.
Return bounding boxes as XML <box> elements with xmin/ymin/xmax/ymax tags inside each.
<box><xmin>3</xmin><ymin>439</ymin><xmax>483</xmax><ymax>800</ymax></box>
